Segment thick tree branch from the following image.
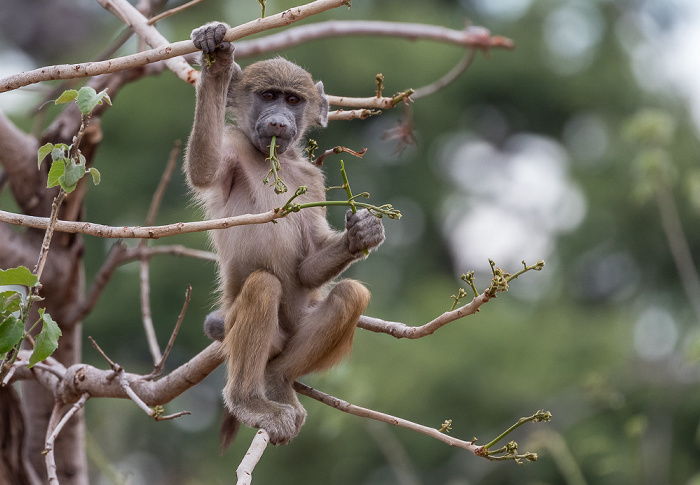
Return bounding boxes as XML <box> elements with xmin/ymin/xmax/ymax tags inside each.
<box><xmin>11</xmin><ymin>343</ymin><xmax>223</xmax><ymax>405</ymax></box>
<box><xmin>0</xmin><ymin>0</ymin><xmax>351</xmax><ymax>92</ymax></box>
<box><xmin>0</xmin><ymin>208</ymin><xmax>282</xmax><ymax>238</ymax></box>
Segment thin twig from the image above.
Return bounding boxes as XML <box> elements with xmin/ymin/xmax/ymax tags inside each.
<box><xmin>139</xmin><ymin>255</ymin><xmax>162</xmax><ymax>365</ymax></box>
<box><xmin>313</xmin><ymin>146</ymin><xmax>366</xmax><ymax>166</ymax></box>
<box><xmin>294</xmin><ymin>382</ymin><xmax>481</xmax><ymax>454</ymax></box>
<box><xmin>89</xmin><ymin>336</ymin><xmax>190</xmax><ymax>420</ymax></box>
<box><xmin>33</xmin><ymin>189</ymin><xmax>66</xmax><ymax>281</ymax></box>
<box><xmin>88</xmin><ymin>336</ymin><xmax>119</xmax><ymax>370</ymax></box>
<box><xmin>236</xmin><ymin>430</ymin><xmax>270</xmax><ymax>485</ymax></box>
<box><xmin>45</xmin><ymin>394</ymin><xmax>90</xmax><ymax>484</ymax></box>
<box><xmin>413</xmin><ymin>48</ymin><xmax>477</xmax><ymax>99</ymax></box>
<box><xmin>148</xmin><ymin>285</ymin><xmax>192</xmax><ymax>378</ymax></box>
<box><xmin>148</xmin><ymin>0</ymin><xmax>205</xmax><ymax>24</ymax></box>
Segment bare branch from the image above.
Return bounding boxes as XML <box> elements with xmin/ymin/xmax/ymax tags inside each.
<box><xmin>139</xmin><ymin>256</ymin><xmax>162</xmax><ymax>364</ymax></box>
<box><xmin>149</xmin><ymin>285</ymin><xmax>192</xmax><ymax>379</ymax></box>
<box><xmin>0</xmin><ymin>0</ymin><xmax>351</xmax><ymax>92</ymax></box>
<box><xmin>236</xmin><ymin>430</ymin><xmax>270</xmax><ymax>485</ymax></box>
<box><xmin>0</xmin><ymin>208</ymin><xmax>282</xmax><ymax>238</ymax></box>
<box><xmin>294</xmin><ymin>382</ymin><xmax>481</xmax><ymax>454</ymax></box>
<box><xmin>233</xmin><ymin>20</ymin><xmax>514</xmax><ymax>58</ymax></box>
<box><xmin>328</xmin><ymin>109</ymin><xmax>381</xmax><ymax>121</ymax></box>
<box><xmin>148</xmin><ymin>0</ymin><xmax>205</xmax><ymax>25</ymax></box>
<box><xmin>358</xmin><ymin>291</ymin><xmax>493</xmax><ymax>339</ymax></box>
<box><xmin>44</xmin><ymin>394</ymin><xmax>90</xmax><ymax>484</ymax></box>
<box><xmin>413</xmin><ymin>48</ymin><xmax>477</xmax><ymax>99</ymax></box>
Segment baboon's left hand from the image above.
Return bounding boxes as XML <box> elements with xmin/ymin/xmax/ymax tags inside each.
<box><xmin>346</xmin><ymin>209</ymin><xmax>385</xmax><ymax>254</ymax></box>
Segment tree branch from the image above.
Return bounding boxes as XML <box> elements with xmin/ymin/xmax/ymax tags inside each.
<box><xmin>232</xmin><ymin>20</ymin><xmax>514</xmax><ymax>58</ymax></box>
<box><xmin>0</xmin><ymin>208</ymin><xmax>282</xmax><ymax>238</ymax></box>
<box><xmin>0</xmin><ymin>0</ymin><xmax>351</xmax><ymax>92</ymax></box>
<box><xmin>236</xmin><ymin>430</ymin><xmax>270</xmax><ymax>485</ymax></box>
<box><xmin>358</xmin><ymin>291</ymin><xmax>493</xmax><ymax>339</ymax></box>
<box><xmin>11</xmin><ymin>342</ymin><xmax>223</xmax><ymax>405</ymax></box>
<box><xmin>294</xmin><ymin>382</ymin><xmax>481</xmax><ymax>453</ymax></box>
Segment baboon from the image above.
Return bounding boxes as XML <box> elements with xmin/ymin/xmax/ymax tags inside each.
<box><xmin>185</xmin><ymin>22</ymin><xmax>385</xmax><ymax>445</ymax></box>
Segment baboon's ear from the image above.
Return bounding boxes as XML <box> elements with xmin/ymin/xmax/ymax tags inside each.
<box><xmin>315</xmin><ymin>81</ymin><xmax>329</xmax><ymax>128</ymax></box>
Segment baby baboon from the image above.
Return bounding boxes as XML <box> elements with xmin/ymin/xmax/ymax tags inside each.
<box><xmin>185</xmin><ymin>22</ymin><xmax>385</xmax><ymax>445</ymax></box>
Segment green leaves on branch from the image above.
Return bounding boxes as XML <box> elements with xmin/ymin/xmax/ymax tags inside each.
<box><xmin>39</xmin><ymin>143</ymin><xmax>100</xmax><ymax>193</ymax></box>
<box><xmin>0</xmin><ymin>87</ymin><xmax>104</xmax><ymax>379</ymax></box>
<box><xmin>275</xmin><ymin>161</ymin><xmax>402</xmax><ymax>221</ymax></box>
<box><xmin>0</xmin><ymin>266</ymin><xmax>62</xmax><ymax>378</ymax></box>
<box><xmin>55</xmin><ymin>86</ymin><xmax>111</xmax><ymax>116</ymax></box>
<box><xmin>263</xmin><ymin>136</ymin><xmax>288</xmax><ymax>194</ymax></box>
<box><xmin>38</xmin><ymin>86</ymin><xmax>108</xmax><ymax>193</ymax></box>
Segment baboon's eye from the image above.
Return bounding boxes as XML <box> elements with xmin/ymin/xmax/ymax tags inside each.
<box><xmin>261</xmin><ymin>91</ymin><xmax>277</xmax><ymax>101</ymax></box>
<box><xmin>286</xmin><ymin>95</ymin><xmax>301</xmax><ymax>105</ymax></box>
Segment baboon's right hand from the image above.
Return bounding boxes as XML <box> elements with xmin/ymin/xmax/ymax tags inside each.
<box><xmin>191</xmin><ymin>22</ymin><xmax>231</xmax><ymax>55</ymax></box>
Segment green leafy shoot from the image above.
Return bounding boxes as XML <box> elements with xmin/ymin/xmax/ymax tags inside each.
<box><xmin>277</xmin><ymin>161</ymin><xmax>402</xmax><ymax>223</ymax></box>
<box><xmin>55</xmin><ymin>86</ymin><xmax>111</xmax><ymax>115</ymax></box>
<box><xmin>475</xmin><ymin>410</ymin><xmax>552</xmax><ymax>464</ymax></box>
<box><xmin>263</xmin><ymin>136</ymin><xmax>288</xmax><ymax>194</ymax></box>
<box><xmin>38</xmin><ymin>145</ymin><xmax>100</xmax><ymax>194</ymax></box>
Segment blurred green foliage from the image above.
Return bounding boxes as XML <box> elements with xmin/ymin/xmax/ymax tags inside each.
<box><xmin>4</xmin><ymin>0</ymin><xmax>700</xmax><ymax>483</ymax></box>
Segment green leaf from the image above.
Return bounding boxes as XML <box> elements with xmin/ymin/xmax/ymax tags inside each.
<box><xmin>77</xmin><ymin>86</ymin><xmax>110</xmax><ymax>115</ymax></box>
<box><xmin>0</xmin><ymin>291</ymin><xmax>22</xmax><ymax>316</ymax></box>
<box><xmin>0</xmin><ymin>267</ymin><xmax>39</xmax><ymax>287</ymax></box>
<box><xmin>47</xmin><ymin>159</ymin><xmax>65</xmax><ymax>188</ymax></box>
<box><xmin>88</xmin><ymin>167</ymin><xmax>101</xmax><ymax>185</ymax></box>
<box><xmin>59</xmin><ymin>159</ymin><xmax>86</xmax><ymax>193</ymax></box>
<box><xmin>28</xmin><ymin>309</ymin><xmax>61</xmax><ymax>368</ymax></box>
<box><xmin>38</xmin><ymin>143</ymin><xmax>54</xmax><ymax>169</ymax></box>
<box><xmin>55</xmin><ymin>89</ymin><xmax>78</xmax><ymax>105</ymax></box>
<box><xmin>0</xmin><ymin>316</ymin><xmax>24</xmax><ymax>354</ymax></box>
<box><xmin>51</xmin><ymin>145</ymin><xmax>69</xmax><ymax>162</ymax></box>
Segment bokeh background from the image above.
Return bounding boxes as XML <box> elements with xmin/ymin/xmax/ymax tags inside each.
<box><xmin>2</xmin><ymin>0</ymin><xmax>700</xmax><ymax>483</ymax></box>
